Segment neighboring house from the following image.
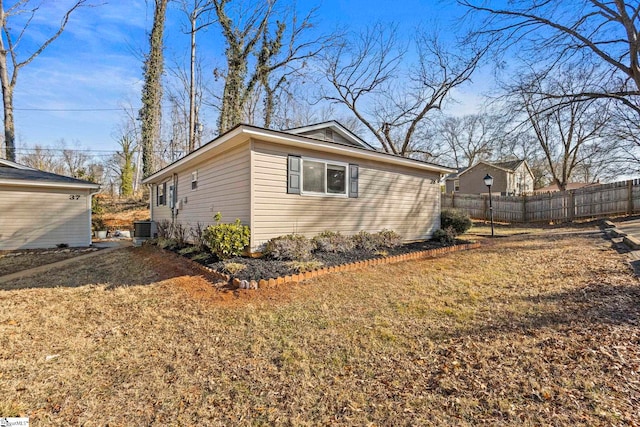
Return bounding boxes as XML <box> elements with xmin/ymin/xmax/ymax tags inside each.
<box><xmin>0</xmin><ymin>159</ymin><xmax>100</xmax><ymax>250</ymax></box>
<box><xmin>445</xmin><ymin>160</ymin><xmax>535</xmax><ymax>196</ymax></box>
<box><xmin>443</xmin><ymin>167</ymin><xmax>468</xmax><ymax>194</ymax></box>
<box><xmin>142</xmin><ymin>121</ymin><xmax>454</xmax><ymax>252</ymax></box>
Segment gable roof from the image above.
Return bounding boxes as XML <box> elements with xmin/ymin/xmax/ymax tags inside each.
<box><xmin>492</xmin><ymin>159</ymin><xmax>525</xmax><ymax>171</ymax></box>
<box><xmin>445</xmin><ymin>167</ymin><xmax>468</xmax><ymax>180</ymax></box>
<box><xmin>0</xmin><ymin>160</ymin><xmax>100</xmax><ymax>189</ymax></box>
<box><xmin>0</xmin><ymin>158</ymin><xmax>35</xmax><ymax>170</ymax></box>
<box><xmin>143</xmin><ymin>123</ymin><xmax>454</xmax><ymax>184</ymax></box>
<box><xmin>285</xmin><ymin>120</ymin><xmax>375</xmax><ymax>150</ymax></box>
<box><xmin>457</xmin><ymin>159</ymin><xmax>532</xmax><ymax>178</ymax></box>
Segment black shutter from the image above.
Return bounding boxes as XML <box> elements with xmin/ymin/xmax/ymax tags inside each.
<box><xmin>155</xmin><ymin>185</ymin><xmax>159</xmax><ymax>206</ymax></box>
<box><xmin>162</xmin><ymin>182</ymin><xmax>167</xmax><ymax>205</ymax></box>
<box><xmin>287</xmin><ymin>155</ymin><xmax>301</xmax><ymax>194</ymax></box>
<box><xmin>349</xmin><ymin>164</ymin><xmax>359</xmax><ymax>198</ymax></box>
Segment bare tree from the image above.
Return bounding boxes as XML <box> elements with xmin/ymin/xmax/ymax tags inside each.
<box><xmin>212</xmin><ymin>0</ymin><xmax>330</xmax><ymax>132</ymax></box>
<box><xmin>0</xmin><ymin>0</ymin><xmax>88</xmax><ymax>161</ymax></box>
<box><xmin>460</xmin><ymin>0</ymin><xmax>640</xmax><ymax>114</ymax></box>
<box><xmin>178</xmin><ymin>0</ymin><xmax>215</xmax><ymax>152</ymax></box>
<box><xmin>254</xmin><ymin>7</ymin><xmax>332</xmax><ymax>128</ymax></box>
<box><xmin>19</xmin><ymin>145</ymin><xmax>64</xmax><ymax>174</ymax></box>
<box><xmin>212</xmin><ymin>0</ymin><xmax>273</xmax><ymax>133</ymax></box>
<box><xmin>140</xmin><ymin>0</ymin><xmax>169</xmax><ymax>177</ymax></box>
<box><xmin>508</xmin><ymin>67</ymin><xmax>614</xmax><ymax>190</ymax></box>
<box><xmin>436</xmin><ymin>114</ymin><xmax>503</xmax><ymax>168</ymax></box>
<box><xmin>322</xmin><ymin>24</ymin><xmax>487</xmax><ymax>158</ymax></box>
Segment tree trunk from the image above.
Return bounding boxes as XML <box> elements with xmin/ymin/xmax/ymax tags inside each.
<box><xmin>141</xmin><ymin>0</ymin><xmax>168</xmax><ymax>178</ymax></box>
<box><xmin>0</xmin><ymin>6</ymin><xmax>14</xmax><ymax>161</ymax></box>
<box><xmin>188</xmin><ymin>15</ymin><xmax>196</xmax><ymax>152</ymax></box>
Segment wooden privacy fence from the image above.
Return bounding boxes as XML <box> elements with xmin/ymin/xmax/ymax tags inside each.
<box><xmin>441</xmin><ymin>179</ymin><xmax>640</xmax><ymax>223</ymax></box>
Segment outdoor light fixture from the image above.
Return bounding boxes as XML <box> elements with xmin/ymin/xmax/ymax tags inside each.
<box><xmin>484</xmin><ymin>174</ymin><xmax>495</xmax><ymax>237</ymax></box>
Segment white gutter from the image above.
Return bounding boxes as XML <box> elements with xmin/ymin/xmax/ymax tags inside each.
<box><xmin>0</xmin><ymin>179</ymin><xmax>101</xmax><ymax>190</ymax></box>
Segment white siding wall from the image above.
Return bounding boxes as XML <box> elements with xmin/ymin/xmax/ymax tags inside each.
<box><xmin>251</xmin><ymin>141</ymin><xmax>442</xmax><ymax>250</ymax></box>
<box><xmin>0</xmin><ymin>186</ymin><xmax>93</xmax><ymax>250</ymax></box>
<box><xmin>150</xmin><ymin>144</ymin><xmax>251</xmax><ymax>235</ymax></box>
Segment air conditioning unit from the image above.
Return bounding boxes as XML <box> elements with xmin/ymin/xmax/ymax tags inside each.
<box><xmin>133</xmin><ymin>221</ymin><xmax>157</xmax><ymax>246</ymax></box>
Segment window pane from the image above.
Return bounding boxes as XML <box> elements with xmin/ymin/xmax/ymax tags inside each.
<box><xmin>327</xmin><ymin>164</ymin><xmax>346</xmax><ymax>194</ymax></box>
<box><xmin>303</xmin><ymin>160</ymin><xmax>325</xmax><ymax>193</ymax></box>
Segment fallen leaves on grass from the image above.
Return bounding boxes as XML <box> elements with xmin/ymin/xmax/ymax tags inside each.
<box><xmin>0</xmin><ymin>231</ymin><xmax>639</xmax><ymax>425</ymax></box>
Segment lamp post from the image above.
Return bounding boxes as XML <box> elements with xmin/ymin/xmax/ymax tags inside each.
<box><xmin>483</xmin><ymin>174</ymin><xmax>495</xmax><ymax>237</ymax></box>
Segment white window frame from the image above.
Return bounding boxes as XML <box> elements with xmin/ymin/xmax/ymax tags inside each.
<box><xmin>191</xmin><ymin>170</ymin><xmax>198</xmax><ymax>190</ymax></box>
<box><xmin>300</xmin><ymin>157</ymin><xmax>349</xmax><ymax>197</ymax></box>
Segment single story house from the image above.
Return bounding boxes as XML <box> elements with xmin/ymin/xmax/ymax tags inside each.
<box><xmin>142</xmin><ymin>121</ymin><xmax>454</xmax><ymax>252</ymax></box>
<box><xmin>445</xmin><ymin>160</ymin><xmax>535</xmax><ymax>196</ymax></box>
<box><xmin>0</xmin><ymin>158</ymin><xmax>101</xmax><ymax>250</ymax></box>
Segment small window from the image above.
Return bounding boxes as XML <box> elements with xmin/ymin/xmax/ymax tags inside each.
<box><xmin>454</xmin><ymin>179</ymin><xmax>460</xmax><ymax>192</ymax></box>
<box><xmin>157</xmin><ymin>183</ymin><xmax>165</xmax><ymax>206</ymax></box>
<box><xmin>191</xmin><ymin>171</ymin><xmax>198</xmax><ymax>190</ymax></box>
<box><xmin>301</xmin><ymin>158</ymin><xmax>347</xmax><ymax>196</ymax></box>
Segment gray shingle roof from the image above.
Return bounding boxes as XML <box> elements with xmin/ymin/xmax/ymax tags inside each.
<box><xmin>492</xmin><ymin>160</ymin><xmax>524</xmax><ymax>171</ymax></box>
<box><xmin>0</xmin><ymin>166</ymin><xmax>100</xmax><ymax>186</ymax></box>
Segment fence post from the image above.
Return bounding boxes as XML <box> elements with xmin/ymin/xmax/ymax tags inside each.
<box><xmin>522</xmin><ymin>194</ymin><xmax>527</xmax><ymax>222</ymax></box>
<box><xmin>568</xmin><ymin>191</ymin><xmax>575</xmax><ymax>222</ymax></box>
<box><xmin>628</xmin><ymin>180</ymin><xmax>634</xmax><ymax>215</ymax></box>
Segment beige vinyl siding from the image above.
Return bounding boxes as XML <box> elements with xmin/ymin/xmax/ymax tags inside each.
<box><xmin>0</xmin><ymin>186</ymin><xmax>92</xmax><ymax>250</ymax></box>
<box><xmin>251</xmin><ymin>141</ymin><xmax>441</xmax><ymax>250</ymax></box>
<box><xmin>150</xmin><ymin>144</ymin><xmax>251</xmax><ymax>234</ymax></box>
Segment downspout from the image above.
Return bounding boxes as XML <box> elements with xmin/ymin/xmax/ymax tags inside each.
<box><xmin>89</xmin><ymin>188</ymin><xmax>101</xmax><ymax>247</ymax></box>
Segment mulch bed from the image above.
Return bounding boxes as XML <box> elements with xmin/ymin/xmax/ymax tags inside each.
<box><xmin>165</xmin><ymin>239</ymin><xmax>467</xmax><ymax>282</ymax></box>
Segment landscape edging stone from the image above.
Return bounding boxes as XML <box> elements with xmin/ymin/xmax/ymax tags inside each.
<box><xmin>188</xmin><ymin>242</ymin><xmax>482</xmax><ymax>291</ymax></box>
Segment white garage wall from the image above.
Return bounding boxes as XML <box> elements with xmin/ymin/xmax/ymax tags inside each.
<box><xmin>0</xmin><ymin>186</ymin><xmax>93</xmax><ymax>250</ymax></box>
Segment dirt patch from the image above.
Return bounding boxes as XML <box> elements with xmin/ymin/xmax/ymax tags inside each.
<box><xmin>0</xmin><ymin>247</ymin><xmax>99</xmax><ymax>277</ymax></box>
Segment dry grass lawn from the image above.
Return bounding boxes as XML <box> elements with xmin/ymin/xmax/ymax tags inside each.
<box><xmin>1</xmin><ymin>229</ymin><xmax>639</xmax><ymax>426</ymax></box>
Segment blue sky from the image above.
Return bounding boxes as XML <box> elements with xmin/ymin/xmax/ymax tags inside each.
<box><xmin>10</xmin><ymin>0</ymin><xmax>489</xmax><ymax>158</ymax></box>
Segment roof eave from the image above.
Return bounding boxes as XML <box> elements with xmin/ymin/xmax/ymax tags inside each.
<box><xmin>143</xmin><ymin>125</ymin><xmax>454</xmax><ymax>183</ymax></box>
<box><xmin>0</xmin><ymin>179</ymin><xmax>101</xmax><ymax>189</ymax></box>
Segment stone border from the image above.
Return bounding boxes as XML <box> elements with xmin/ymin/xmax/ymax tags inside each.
<box><xmin>195</xmin><ymin>242</ymin><xmax>481</xmax><ymax>291</ymax></box>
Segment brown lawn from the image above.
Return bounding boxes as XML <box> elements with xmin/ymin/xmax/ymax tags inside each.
<box><xmin>0</xmin><ymin>229</ymin><xmax>638</xmax><ymax>426</ymax></box>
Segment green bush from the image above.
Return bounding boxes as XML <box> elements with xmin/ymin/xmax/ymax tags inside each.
<box><xmin>433</xmin><ymin>227</ymin><xmax>456</xmax><ymax>245</ymax></box>
<box><xmin>312</xmin><ymin>231</ymin><xmax>355</xmax><ymax>253</ymax></box>
<box><xmin>440</xmin><ymin>209</ymin><xmax>472</xmax><ymax>235</ymax></box>
<box><xmin>264</xmin><ymin>234</ymin><xmax>314</xmax><ymax>261</ymax></box>
<box><xmin>203</xmin><ymin>216</ymin><xmax>251</xmax><ymax>260</ymax></box>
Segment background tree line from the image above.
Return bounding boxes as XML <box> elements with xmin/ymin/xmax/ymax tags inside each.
<box><xmin>1</xmin><ymin>0</ymin><xmax>638</xmax><ymax>194</ymax></box>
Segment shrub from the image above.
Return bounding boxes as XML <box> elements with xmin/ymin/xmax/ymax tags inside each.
<box><xmin>172</xmin><ymin>222</ymin><xmax>188</xmax><ymax>247</ymax></box>
<box><xmin>351</xmin><ymin>230</ymin><xmax>378</xmax><ymax>252</ymax></box>
<box><xmin>156</xmin><ymin>219</ymin><xmax>172</xmax><ymax>239</ymax></box>
<box><xmin>203</xmin><ymin>215</ymin><xmax>251</xmax><ymax>260</ymax></box>
<box><xmin>374</xmin><ymin>229</ymin><xmax>402</xmax><ymax>249</ymax></box>
<box><xmin>223</xmin><ymin>262</ymin><xmax>247</xmax><ymax>275</ymax></box>
<box><xmin>189</xmin><ymin>222</ymin><xmax>207</xmax><ymax>250</ymax></box>
<box><xmin>312</xmin><ymin>231</ymin><xmax>355</xmax><ymax>253</ymax></box>
<box><xmin>433</xmin><ymin>227</ymin><xmax>456</xmax><ymax>245</ymax></box>
<box><xmin>440</xmin><ymin>209</ymin><xmax>472</xmax><ymax>235</ymax></box>
<box><xmin>285</xmin><ymin>260</ymin><xmax>324</xmax><ymax>273</ymax></box>
<box><xmin>264</xmin><ymin>234</ymin><xmax>314</xmax><ymax>261</ymax></box>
